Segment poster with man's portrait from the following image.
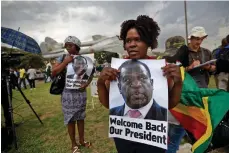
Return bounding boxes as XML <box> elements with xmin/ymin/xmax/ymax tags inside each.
<box><xmin>66</xmin><ymin>55</ymin><xmax>95</xmax><ymax>89</ymax></box>
<box><xmin>109</xmin><ymin>58</ymin><xmax>168</xmax><ymax>149</ymax></box>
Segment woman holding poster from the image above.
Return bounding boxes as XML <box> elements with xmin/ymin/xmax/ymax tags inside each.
<box><xmin>97</xmin><ymin>15</ymin><xmax>183</xmax><ymax>153</ymax></box>
<box><xmin>52</xmin><ymin>36</ymin><xmax>93</xmax><ymax>153</ymax></box>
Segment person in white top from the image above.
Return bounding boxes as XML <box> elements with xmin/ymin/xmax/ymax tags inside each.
<box><xmin>27</xmin><ymin>66</ymin><xmax>37</xmax><ymax>90</ymax></box>
<box><xmin>45</xmin><ymin>62</ymin><xmax>52</xmax><ymax>83</ymax></box>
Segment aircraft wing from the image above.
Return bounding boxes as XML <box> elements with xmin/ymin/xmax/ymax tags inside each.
<box><xmin>41</xmin><ymin>35</ymin><xmax>124</xmax><ymax>58</ymax></box>
<box><xmin>42</xmin><ymin>49</ymin><xmax>66</xmax><ymax>58</ymax></box>
<box><xmin>92</xmin><ymin>35</ymin><xmax>107</xmax><ymax>41</ymax></box>
<box><xmin>42</xmin><ymin>48</ymin><xmax>65</xmax><ymax>54</ymax></box>
<box><xmin>80</xmin><ymin>36</ymin><xmax>124</xmax><ymax>54</ymax></box>
<box><xmin>81</xmin><ymin>35</ymin><xmax>108</xmax><ymax>47</ymax></box>
<box><xmin>103</xmin><ymin>44</ymin><xmax>125</xmax><ymax>53</ymax></box>
<box><xmin>42</xmin><ymin>52</ymin><xmax>65</xmax><ymax>59</ymax></box>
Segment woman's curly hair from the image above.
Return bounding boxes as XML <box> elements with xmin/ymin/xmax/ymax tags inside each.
<box><xmin>120</xmin><ymin>15</ymin><xmax>160</xmax><ymax>50</ymax></box>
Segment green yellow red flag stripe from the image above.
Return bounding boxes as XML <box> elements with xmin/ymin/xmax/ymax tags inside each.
<box><xmin>170</xmin><ymin>67</ymin><xmax>229</xmax><ymax>153</ymax></box>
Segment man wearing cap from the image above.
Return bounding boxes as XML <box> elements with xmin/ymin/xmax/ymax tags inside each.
<box><xmin>161</xmin><ymin>36</ymin><xmax>188</xmax><ymax>153</ymax></box>
<box><xmin>163</xmin><ymin>36</ymin><xmax>186</xmax><ymax>61</ymax></box>
<box><xmin>162</xmin><ymin>28</ymin><xmax>216</xmax><ymax>152</ymax></box>
<box><xmin>167</xmin><ymin>26</ymin><xmax>216</xmax><ymax>88</ymax></box>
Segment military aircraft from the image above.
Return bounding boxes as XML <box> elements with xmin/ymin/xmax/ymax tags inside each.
<box><xmin>41</xmin><ymin>35</ymin><xmax>125</xmax><ymax>58</ymax></box>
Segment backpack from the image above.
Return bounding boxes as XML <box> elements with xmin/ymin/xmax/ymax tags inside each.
<box><xmin>215</xmin><ymin>46</ymin><xmax>229</xmax><ymax>74</ymax></box>
<box><xmin>216</xmin><ymin>46</ymin><xmax>229</xmax><ymax>60</ymax></box>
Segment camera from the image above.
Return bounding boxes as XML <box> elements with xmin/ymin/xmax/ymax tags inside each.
<box><xmin>1</xmin><ymin>52</ymin><xmax>23</xmax><ymax>69</ymax></box>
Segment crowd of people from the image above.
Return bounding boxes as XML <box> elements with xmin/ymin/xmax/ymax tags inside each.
<box><xmin>9</xmin><ymin>66</ymin><xmax>37</xmax><ymax>90</ymax></box>
<box><xmin>163</xmin><ymin>27</ymin><xmax>229</xmax><ymax>152</ymax></box>
<box><xmin>51</xmin><ymin>15</ymin><xmax>229</xmax><ymax>153</ymax></box>
<box><xmin>9</xmin><ymin>62</ymin><xmax>53</xmax><ymax>90</ymax></box>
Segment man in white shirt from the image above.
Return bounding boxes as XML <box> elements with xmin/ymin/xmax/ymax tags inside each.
<box><xmin>27</xmin><ymin>66</ymin><xmax>37</xmax><ymax>90</ymax></box>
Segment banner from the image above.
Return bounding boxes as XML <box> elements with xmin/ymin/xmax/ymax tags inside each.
<box><xmin>109</xmin><ymin>58</ymin><xmax>168</xmax><ymax>149</ymax></box>
<box><xmin>66</xmin><ymin>55</ymin><xmax>95</xmax><ymax>89</ymax></box>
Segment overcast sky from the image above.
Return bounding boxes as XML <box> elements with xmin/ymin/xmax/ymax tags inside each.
<box><xmin>1</xmin><ymin>1</ymin><xmax>229</xmax><ymax>52</ymax></box>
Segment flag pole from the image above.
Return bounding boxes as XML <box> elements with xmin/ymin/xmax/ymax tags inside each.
<box><xmin>184</xmin><ymin>0</ymin><xmax>188</xmax><ymax>45</ymax></box>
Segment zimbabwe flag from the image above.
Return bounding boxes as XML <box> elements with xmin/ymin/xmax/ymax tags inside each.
<box><xmin>170</xmin><ymin>67</ymin><xmax>229</xmax><ymax>153</ymax></box>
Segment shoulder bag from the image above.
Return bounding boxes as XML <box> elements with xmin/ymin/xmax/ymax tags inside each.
<box><xmin>50</xmin><ymin>54</ymin><xmax>66</xmax><ymax>95</ymax></box>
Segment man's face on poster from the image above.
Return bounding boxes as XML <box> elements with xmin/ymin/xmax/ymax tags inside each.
<box><xmin>73</xmin><ymin>56</ymin><xmax>87</xmax><ymax>76</ymax></box>
<box><xmin>118</xmin><ymin>62</ymin><xmax>153</xmax><ymax>109</ymax></box>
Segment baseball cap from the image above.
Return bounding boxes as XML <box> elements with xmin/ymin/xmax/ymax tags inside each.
<box><xmin>164</xmin><ymin>36</ymin><xmax>185</xmax><ymax>56</ymax></box>
<box><xmin>165</xmin><ymin>36</ymin><xmax>185</xmax><ymax>50</ymax></box>
<box><xmin>188</xmin><ymin>26</ymin><xmax>208</xmax><ymax>39</ymax></box>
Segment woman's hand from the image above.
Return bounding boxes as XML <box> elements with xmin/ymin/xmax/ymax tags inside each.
<box><xmin>80</xmin><ymin>82</ymin><xmax>89</xmax><ymax>89</ymax></box>
<box><xmin>97</xmin><ymin>67</ymin><xmax>118</xmax><ymax>109</ymax></box>
<box><xmin>63</xmin><ymin>55</ymin><xmax>73</xmax><ymax>65</ymax></box>
<box><xmin>98</xmin><ymin>67</ymin><xmax>120</xmax><ymax>85</ymax></box>
<box><xmin>162</xmin><ymin>63</ymin><xmax>182</xmax><ymax>109</ymax></box>
<box><xmin>162</xmin><ymin>64</ymin><xmax>182</xmax><ymax>85</ymax></box>
<box><xmin>52</xmin><ymin>55</ymin><xmax>72</xmax><ymax>77</ymax></box>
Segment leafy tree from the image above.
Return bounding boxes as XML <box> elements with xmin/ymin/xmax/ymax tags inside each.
<box><xmin>1</xmin><ymin>46</ymin><xmax>45</xmax><ymax>69</ymax></box>
<box><xmin>20</xmin><ymin>54</ymin><xmax>45</xmax><ymax>69</ymax></box>
<box><xmin>94</xmin><ymin>51</ymin><xmax>119</xmax><ymax>64</ymax></box>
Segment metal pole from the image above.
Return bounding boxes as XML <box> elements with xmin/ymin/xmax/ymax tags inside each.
<box><xmin>15</xmin><ymin>84</ymin><xmax>44</xmax><ymax>125</ymax></box>
<box><xmin>184</xmin><ymin>0</ymin><xmax>189</xmax><ymax>45</ymax></box>
<box><xmin>6</xmin><ymin>76</ymin><xmax>18</xmax><ymax>149</ymax></box>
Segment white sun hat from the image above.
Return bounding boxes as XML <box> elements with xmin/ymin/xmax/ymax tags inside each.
<box><xmin>64</xmin><ymin>36</ymin><xmax>81</xmax><ymax>47</ymax></box>
<box><xmin>188</xmin><ymin>26</ymin><xmax>208</xmax><ymax>39</ymax></box>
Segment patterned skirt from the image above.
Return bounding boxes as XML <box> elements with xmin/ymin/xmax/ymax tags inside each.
<box><xmin>61</xmin><ymin>88</ymin><xmax>87</xmax><ymax>125</ymax></box>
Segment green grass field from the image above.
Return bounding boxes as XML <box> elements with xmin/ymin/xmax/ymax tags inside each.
<box><xmin>6</xmin><ymin>82</ymin><xmax>116</xmax><ymax>153</ymax></box>
<box><xmin>4</xmin><ymin>76</ymin><xmax>216</xmax><ymax>153</ymax></box>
